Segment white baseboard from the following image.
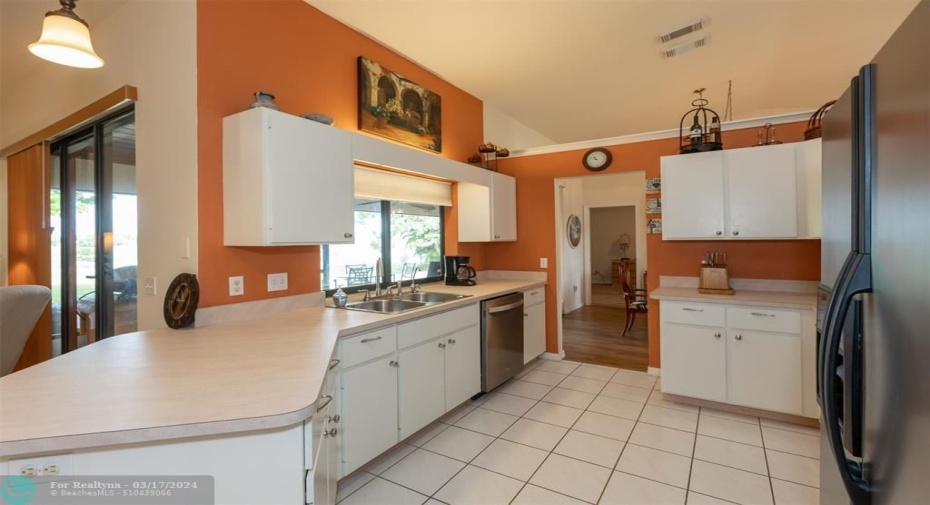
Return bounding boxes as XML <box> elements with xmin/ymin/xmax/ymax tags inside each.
<box><xmin>648</xmin><ymin>367</ymin><xmax>661</xmax><ymax>376</ymax></box>
<box><xmin>540</xmin><ymin>351</ymin><xmax>566</xmax><ymax>361</ymax></box>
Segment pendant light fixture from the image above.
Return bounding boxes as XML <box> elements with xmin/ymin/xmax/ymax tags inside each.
<box><xmin>29</xmin><ymin>0</ymin><xmax>104</xmax><ymax>69</ymax></box>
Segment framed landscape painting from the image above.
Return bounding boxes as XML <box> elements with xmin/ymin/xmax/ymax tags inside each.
<box><xmin>358</xmin><ymin>56</ymin><xmax>442</xmax><ymax>152</ymax></box>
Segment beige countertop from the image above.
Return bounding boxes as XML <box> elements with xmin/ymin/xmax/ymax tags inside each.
<box><xmin>0</xmin><ymin>279</ymin><xmax>544</xmax><ymax>458</ymax></box>
<box><xmin>650</xmin><ymin>287</ymin><xmax>817</xmax><ymax>310</ymax></box>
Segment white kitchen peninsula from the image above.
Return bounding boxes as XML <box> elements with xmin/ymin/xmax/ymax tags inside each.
<box><xmin>0</xmin><ymin>278</ymin><xmax>546</xmax><ymax>505</ymax></box>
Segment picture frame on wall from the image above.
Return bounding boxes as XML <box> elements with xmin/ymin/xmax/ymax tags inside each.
<box><xmin>647</xmin><ymin>218</ymin><xmax>663</xmax><ymax>234</ymax></box>
<box><xmin>645</xmin><ymin>178</ymin><xmax>661</xmax><ymax>193</ymax></box>
<box><xmin>646</xmin><ymin>198</ymin><xmax>662</xmax><ymax>214</ymax></box>
<box><xmin>358</xmin><ymin>56</ymin><xmax>443</xmax><ymax>152</ymax></box>
<box><xmin>567</xmin><ymin>214</ymin><xmax>582</xmax><ymax>248</ymax></box>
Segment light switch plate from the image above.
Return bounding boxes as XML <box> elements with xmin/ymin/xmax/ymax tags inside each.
<box><xmin>540</xmin><ymin>258</ymin><xmax>549</xmax><ymax>268</ymax></box>
<box><xmin>267</xmin><ymin>273</ymin><xmax>288</xmax><ymax>292</ymax></box>
<box><xmin>144</xmin><ymin>277</ymin><xmax>157</xmax><ymax>296</ymax></box>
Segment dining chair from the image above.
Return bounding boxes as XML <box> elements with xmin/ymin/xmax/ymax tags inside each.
<box><xmin>620</xmin><ymin>260</ymin><xmax>648</xmax><ymax>337</ymax></box>
<box><xmin>346</xmin><ymin>265</ymin><xmax>374</xmax><ymax>286</ymax></box>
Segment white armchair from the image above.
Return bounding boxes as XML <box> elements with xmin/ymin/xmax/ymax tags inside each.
<box><xmin>0</xmin><ymin>285</ymin><xmax>51</xmax><ymax>376</ymax></box>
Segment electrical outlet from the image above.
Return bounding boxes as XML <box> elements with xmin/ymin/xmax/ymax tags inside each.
<box><xmin>229</xmin><ymin>276</ymin><xmax>244</xmax><ymax>296</ymax></box>
<box><xmin>540</xmin><ymin>257</ymin><xmax>548</xmax><ymax>268</ymax></box>
<box><xmin>267</xmin><ymin>273</ymin><xmax>288</xmax><ymax>292</ymax></box>
<box><xmin>9</xmin><ymin>454</ymin><xmax>73</xmax><ymax>484</ymax></box>
<box><xmin>144</xmin><ymin>276</ymin><xmax>157</xmax><ymax>296</ymax></box>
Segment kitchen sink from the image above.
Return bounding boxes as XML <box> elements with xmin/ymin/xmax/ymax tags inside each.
<box><xmin>338</xmin><ymin>292</ymin><xmax>472</xmax><ymax>314</ymax></box>
<box><xmin>343</xmin><ymin>299</ymin><xmax>430</xmax><ymax>313</ymax></box>
<box><xmin>395</xmin><ymin>292</ymin><xmax>471</xmax><ymax>303</ymax></box>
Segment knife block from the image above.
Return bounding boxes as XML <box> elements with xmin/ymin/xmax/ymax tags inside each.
<box><xmin>699</xmin><ymin>266</ymin><xmax>735</xmax><ymax>295</ymax></box>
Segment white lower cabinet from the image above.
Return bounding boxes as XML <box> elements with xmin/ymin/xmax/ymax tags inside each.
<box><xmin>661</xmin><ymin>324</ymin><xmax>727</xmax><ymax>402</ymax></box>
<box><xmin>337</xmin><ymin>303</ymin><xmax>482</xmax><ymax>479</ymax></box>
<box><xmin>727</xmin><ymin>330</ymin><xmax>802</xmax><ymax>414</ymax></box>
<box><xmin>340</xmin><ymin>354</ymin><xmax>398</xmax><ymax>475</ymax></box>
<box><xmin>660</xmin><ymin>300</ymin><xmax>812</xmax><ymax>416</ymax></box>
<box><xmin>399</xmin><ymin>338</ymin><xmax>447</xmax><ymax>440</ymax></box>
<box><xmin>444</xmin><ymin>325</ymin><xmax>481</xmax><ymax>410</ymax></box>
<box><xmin>523</xmin><ymin>288</ymin><xmax>546</xmax><ymax>364</ymax></box>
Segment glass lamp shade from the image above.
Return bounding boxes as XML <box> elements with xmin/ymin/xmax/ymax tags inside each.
<box><xmin>29</xmin><ymin>13</ymin><xmax>104</xmax><ymax>68</ymax></box>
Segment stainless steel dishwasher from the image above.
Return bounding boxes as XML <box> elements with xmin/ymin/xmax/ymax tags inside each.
<box><xmin>481</xmin><ymin>292</ymin><xmax>525</xmax><ymax>392</ymax></box>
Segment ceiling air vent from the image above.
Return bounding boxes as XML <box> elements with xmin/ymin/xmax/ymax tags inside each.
<box><xmin>658</xmin><ymin>18</ymin><xmax>708</xmax><ymax>44</ymax></box>
<box><xmin>661</xmin><ymin>37</ymin><xmax>708</xmax><ymax>58</ymax></box>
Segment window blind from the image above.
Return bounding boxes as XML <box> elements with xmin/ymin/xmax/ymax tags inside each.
<box><xmin>354</xmin><ymin>165</ymin><xmax>452</xmax><ymax>206</ymax></box>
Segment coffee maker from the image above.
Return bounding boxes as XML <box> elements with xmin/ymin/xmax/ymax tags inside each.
<box><xmin>444</xmin><ymin>255</ymin><xmax>477</xmax><ymax>286</ymax></box>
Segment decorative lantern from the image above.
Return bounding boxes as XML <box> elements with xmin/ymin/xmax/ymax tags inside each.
<box><xmin>678</xmin><ymin>88</ymin><xmax>723</xmax><ymax>154</ymax></box>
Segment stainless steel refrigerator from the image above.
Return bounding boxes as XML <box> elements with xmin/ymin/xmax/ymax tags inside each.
<box><xmin>818</xmin><ymin>1</ymin><xmax>930</xmax><ymax>503</ymax></box>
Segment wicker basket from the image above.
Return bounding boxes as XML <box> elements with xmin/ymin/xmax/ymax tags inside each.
<box><xmin>805</xmin><ymin>100</ymin><xmax>837</xmax><ymax>140</ymax></box>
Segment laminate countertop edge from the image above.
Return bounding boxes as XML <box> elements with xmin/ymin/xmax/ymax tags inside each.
<box><xmin>0</xmin><ymin>280</ymin><xmax>545</xmax><ymax>458</ymax></box>
<box><xmin>650</xmin><ymin>286</ymin><xmax>817</xmax><ymax>310</ymax></box>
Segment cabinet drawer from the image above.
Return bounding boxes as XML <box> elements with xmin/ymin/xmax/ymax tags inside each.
<box><xmin>727</xmin><ymin>307</ymin><xmax>801</xmax><ymax>334</ymax></box>
<box><xmin>523</xmin><ymin>288</ymin><xmax>544</xmax><ymax>307</ymax></box>
<box><xmin>398</xmin><ymin>304</ymin><xmax>479</xmax><ymax>349</ymax></box>
<box><xmin>340</xmin><ymin>326</ymin><xmax>397</xmax><ymax>368</ymax></box>
<box><xmin>661</xmin><ymin>301</ymin><xmax>726</xmax><ymax>327</ymax></box>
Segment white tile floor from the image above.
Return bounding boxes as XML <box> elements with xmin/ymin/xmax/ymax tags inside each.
<box><xmin>336</xmin><ymin>359</ymin><xmax>821</xmax><ymax>505</ymax></box>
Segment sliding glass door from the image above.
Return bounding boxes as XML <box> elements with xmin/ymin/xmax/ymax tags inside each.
<box><xmin>50</xmin><ymin>107</ymin><xmax>136</xmax><ymax>354</ymax></box>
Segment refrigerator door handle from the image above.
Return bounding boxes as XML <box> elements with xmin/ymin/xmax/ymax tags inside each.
<box><xmin>821</xmin><ymin>253</ymin><xmax>872</xmax><ymax>505</ymax></box>
<box><xmin>819</xmin><ymin>251</ymin><xmax>857</xmax><ymax>403</ymax></box>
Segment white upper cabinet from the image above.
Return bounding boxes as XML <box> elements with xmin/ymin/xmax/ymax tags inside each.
<box><xmin>661</xmin><ymin>141</ymin><xmax>821</xmax><ymax>240</ymax></box>
<box><xmin>223</xmin><ymin>108</ymin><xmax>354</xmax><ymax>246</ymax></box>
<box><xmin>457</xmin><ymin>172</ymin><xmax>518</xmax><ymax>242</ymax></box>
<box><xmin>661</xmin><ymin>151</ymin><xmax>726</xmax><ymax>239</ymax></box>
<box><xmin>490</xmin><ymin>172</ymin><xmax>517</xmax><ymax>241</ymax></box>
<box><xmin>726</xmin><ymin>144</ymin><xmax>797</xmax><ymax>238</ymax></box>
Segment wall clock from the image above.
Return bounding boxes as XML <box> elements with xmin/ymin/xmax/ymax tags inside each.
<box><xmin>567</xmin><ymin>214</ymin><xmax>582</xmax><ymax>248</ymax></box>
<box><xmin>582</xmin><ymin>147</ymin><xmax>612</xmax><ymax>171</ymax></box>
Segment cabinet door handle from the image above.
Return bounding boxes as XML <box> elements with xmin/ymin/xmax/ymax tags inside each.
<box><xmin>682</xmin><ymin>308</ymin><xmax>704</xmax><ymax>312</ymax></box>
<box><xmin>360</xmin><ymin>336</ymin><xmax>382</xmax><ymax>343</ymax></box>
<box><xmin>329</xmin><ymin>427</ymin><xmax>338</xmax><ymax>437</ymax></box>
<box><xmin>715</xmin><ymin>230</ymin><xmax>723</xmax><ymax>236</ymax></box>
<box><xmin>494</xmin><ymin>234</ymin><xmax>500</xmax><ymax>239</ymax></box>
<box><xmin>332</xmin><ymin>415</ymin><xmax>340</xmax><ymax>423</ymax></box>
<box><xmin>389</xmin><ymin>360</ymin><xmax>399</xmax><ymax>367</ymax></box>
<box><xmin>438</xmin><ymin>342</ymin><xmax>446</xmax><ymax>349</ymax></box>
<box><xmin>750</xmin><ymin>312</ymin><xmax>775</xmax><ymax>317</ymax></box>
<box><xmin>344</xmin><ymin>232</ymin><xmax>353</xmax><ymax>238</ymax></box>
<box><xmin>732</xmin><ymin>230</ymin><xmax>740</xmax><ymax>236</ymax></box>
<box><xmin>714</xmin><ymin>332</ymin><xmax>721</xmax><ymax>339</ymax></box>
<box><xmin>448</xmin><ymin>338</ymin><xmax>456</xmax><ymax>345</ymax></box>
<box><xmin>328</xmin><ymin>359</ymin><xmax>340</xmax><ymax>370</ymax></box>
<box><xmin>316</xmin><ymin>395</ymin><xmax>333</xmax><ymax>412</ymax></box>
<box><xmin>524</xmin><ymin>313</ymin><xmax>529</xmax><ymax>317</ymax></box>
<box><xmin>735</xmin><ymin>334</ymin><xmax>743</xmax><ymax>340</ymax></box>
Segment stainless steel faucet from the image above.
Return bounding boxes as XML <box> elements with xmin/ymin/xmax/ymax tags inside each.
<box><xmin>410</xmin><ymin>266</ymin><xmax>421</xmax><ymax>293</ymax></box>
<box><xmin>374</xmin><ymin>258</ymin><xmax>384</xmax><ymax>297</ymax></box>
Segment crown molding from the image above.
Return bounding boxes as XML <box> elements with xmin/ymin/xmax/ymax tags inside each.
<box><xmin>508</xmin><ymin>110</ymin><xmax>815</xmax><ymax>158</ymax></box>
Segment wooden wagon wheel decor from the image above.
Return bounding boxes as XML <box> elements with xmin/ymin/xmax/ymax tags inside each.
<box><xmin>163</xmin><ymin>273</ymin><xmax>200</xmax><ymax>329</ymax></box>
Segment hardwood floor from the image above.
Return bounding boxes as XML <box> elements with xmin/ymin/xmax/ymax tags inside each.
<box><xmin>562</xmin><ymin>286</ymin><xmax>648</xmax><ymax>371</ymax></box>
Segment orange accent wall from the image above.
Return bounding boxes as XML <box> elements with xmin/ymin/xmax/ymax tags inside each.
<box><xmin>488</xmin><ymin>121</ymin><xmax>821</xmax><ymax>368</ymax></box>
<box><xmin>197</xmin><ymin>0</ymin><xmax>484</xmax><ymax>307</ymax></box>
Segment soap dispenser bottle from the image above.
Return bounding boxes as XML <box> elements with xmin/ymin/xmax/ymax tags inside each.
<box><xmin>333</xmin><ymin>284</ymin><xmax>348</xmax><ymax>308</ymax></box>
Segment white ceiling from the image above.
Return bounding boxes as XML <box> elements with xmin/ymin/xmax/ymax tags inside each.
<box><xmin>307</xmin><ymin>0</ymin><xmax>918</xmax><ymax>144</ymax></box>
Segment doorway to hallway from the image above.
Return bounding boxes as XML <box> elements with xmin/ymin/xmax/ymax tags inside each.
<box><xmin>555</xmin><ymin>175</ymin><xmax>649</xmax><ymax>372</ymax></box>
